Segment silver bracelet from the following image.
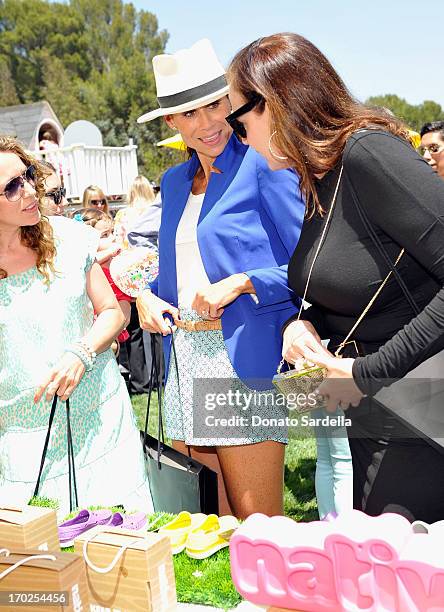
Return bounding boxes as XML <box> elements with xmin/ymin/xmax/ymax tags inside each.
<box><xmin>66</xmin><ymin>345</ymin><xmax>92</xmax><ymax>371</ymax></box>
<box><xmin>78</xmin><ymin>339</ymin><xmax>97</xmax><ymax>368</ymax></box>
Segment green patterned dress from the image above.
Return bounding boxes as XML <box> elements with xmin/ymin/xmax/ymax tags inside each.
<box><xmin>0</xmin><ymin>216</ymin><xmax>152</xmax><ymax>517</ymax></box>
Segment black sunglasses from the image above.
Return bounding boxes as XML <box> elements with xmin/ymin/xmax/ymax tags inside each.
<box><xmin>90</xmin><ymin>199</ymin><xmax>106</xmax><ymax>206</ymax></box>
<box><xmin>45</xmin><ymin>186</ymin><xmax>66</xmax><ymax>205</ymax></box>
<box><xmin>225</xmin><ymin>94</ymin><xmax>263</xmax><ymax>139</ymax></box>
<box><xmin>0</xmin><ymin>165</ymin><xmax>36</xmax><ymax>202</ymax></box>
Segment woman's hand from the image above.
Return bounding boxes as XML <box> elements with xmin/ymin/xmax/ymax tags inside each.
<box><xmin>136</xmin><ymin>290</ymin><xmax>179</xmax><ymax>335</ymax></box>
<box><xmin>283</xmin><ymin>319</ymin><xmax>331</xmax><ymax>364</ymax></box>
<box><xmin>192</xmin><ymin>273</ymin><xmax>252</xmax><ymax>319</ymax></box>
<box><xmin>314</xmin><ymin>355</ymin><xmax>364</xmax><ymax>412</ymax></box>
<box><xmin>34</xmin><ymin>353</ymin><xmax>86</xmax><ymax>403</ymax></box>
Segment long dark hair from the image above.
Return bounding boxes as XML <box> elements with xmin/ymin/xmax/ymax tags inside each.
<box><xmin>228</xmin><ymin>33</ymin><xmax>411</xmax><ymax>217</ymax></box>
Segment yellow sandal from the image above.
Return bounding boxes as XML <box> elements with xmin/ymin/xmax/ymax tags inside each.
<box><xmin>158</xmin><ymin>511</ymin><xmax>207</xmax><ymax>555</ymax></box>
<box><xmin>185</xmin><ymin>514</ymin><xmax>240</xmax><ymax>560</ymax></box>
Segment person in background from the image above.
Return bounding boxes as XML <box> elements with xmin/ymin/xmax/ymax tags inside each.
<box><xmin>0</xmin><ymin>137</ymin><xmax>152</xmax><ymax>516</ymax></box>
<box><xmin>114</xmin><ymin>175</ymin><xmax>156</xmax><ymax>249</ymax></box>
<box><xmin>72</xmin><ymin>208</ymin><xmax>131</xmax><ymax>353</ymax></box>
<box><xmin>125</xmin><ymin>187</ymin><xmax>164</xmax><ymax>393</ymax></box>
<box><xmin>39</xmin><ymin>130</ymin><xmax>59</xmax><ymax>152</ymax></box>
<box><xmin>38</xmin><ymin>160</ymin><xmax>68</xmax><ymax>216</ymax></box>
<box><xmin>228</xmin><ymin>32</ymin><xmax>444</xmax><ymax>523</ymax></box>
<box><xmin>420</xmin><ymin>121</ymin><xmax>444</xmax><ymax>178</ymax></box>
<box><xmin>136</xmin><ymin>38</ymin><xmax>304</xmax><ymax>518</ymax></box>
<box><xmin>82</xmin><ymin>184</ymin><xmax>109</xmax><ymax>214</ymax></box>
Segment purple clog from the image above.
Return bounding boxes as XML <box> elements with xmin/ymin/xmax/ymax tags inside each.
<box><xmin>108</xmin><ymin>511</ymin><xmax>147</xmax><ymax>530</ymax></box>
<box><xmin>58</xmin><ymin>509</ymin><xmax>113</xmax><ymax>547</ymax></box>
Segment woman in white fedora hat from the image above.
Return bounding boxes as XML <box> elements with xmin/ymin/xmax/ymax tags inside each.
<box><xmin>136</xmin><ymin>39</ymin><xmax>305</xmax><ymax>518</ymax></box>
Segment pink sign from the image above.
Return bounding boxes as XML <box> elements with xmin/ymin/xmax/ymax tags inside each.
<box><xmin>229</xmin><ymin>511</ymin><xmax>444</xmax><ymax>611</ymax></box>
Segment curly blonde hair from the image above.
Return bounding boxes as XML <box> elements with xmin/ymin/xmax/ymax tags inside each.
<box><xmin>0</xmin><ymin>137</ymin><xmax>56</xmax><ymax>284</ymax></box>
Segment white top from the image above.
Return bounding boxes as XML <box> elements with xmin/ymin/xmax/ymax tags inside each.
<box><xmin>176</xmin><ymin>192</ymin><xmax>210</xmax><ymax>308</ymax></box>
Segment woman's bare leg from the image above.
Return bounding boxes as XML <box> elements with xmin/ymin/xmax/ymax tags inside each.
<box><xmin>216</xmin><ymin>441</ymin><xmax>285</xmax><ymax>519</ymax></box>
<box><xmin>172</xmin><ymin>440</ymin><xmax>234</xmax><ymax>515</ymax></box>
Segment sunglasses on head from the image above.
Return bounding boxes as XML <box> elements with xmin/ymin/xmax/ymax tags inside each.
<box><xmin>225</xmin><ymin>93</ymin><xmax>263</xmax><ymax>139</ymax></box>
<box><xmin>0</xmin><ymin>165</ymin><xmax>36</xmax><ymax>202</ymax></box>
<box><xmin>45</xmin><ymin>186</ymin><xmax>66</xmax><ymax>205</ymax></box>
<box><xmin>90</xmin><ymin>199</ymin><xmax>106</xmax><ymax>206</ymax></box>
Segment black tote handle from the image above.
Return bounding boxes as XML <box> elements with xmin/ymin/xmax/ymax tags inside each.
<box><xmin>144</xmin><ymin>330</ymin><xmax>191</xmax><ymax>469</ymax></box>
<box><xmin>144</xmin><ymin>333</ymin><xmax>165</xmax><ymax>469</ymax></box>
<box><xmin>66</xmin><ymin>400</ymin><xmax>78</xmax><ymax>511</ymax></box>
<box><xmin>34</xmin><ymin>395</ymin><xmax>58</xmax><ymax>499</ymax></box>
<box><xmin>34</xmin><ymin>396</ymin><xmax>78</xmax><ymax>512</ymax></box>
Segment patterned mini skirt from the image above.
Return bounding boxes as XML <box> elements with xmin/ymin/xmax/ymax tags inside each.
<box><xmin>163</xmin><ymin>308</ymin><xmax>288</xmax><ymax>446</ymax></box>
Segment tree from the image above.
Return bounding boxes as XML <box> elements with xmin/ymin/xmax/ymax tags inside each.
<box><xmin>0</xmin><ymin>57</ymin><xmax>19</xmax><ymax>106</ymax></box>
<box><xmin>366</xmin><ymin>94</ymin><xmax>444</xmax><ymax>132</ymax></box>
<box><xmin>0</xmin><ymin>0</ymin><xmax>175</xmax><ymax>179</ymax></box>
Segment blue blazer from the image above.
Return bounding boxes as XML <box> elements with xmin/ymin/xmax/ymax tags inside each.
<box><xmin>151</xmin><ymin>134</ymin><xmax>305</xmax><ymax>389</ymax></box>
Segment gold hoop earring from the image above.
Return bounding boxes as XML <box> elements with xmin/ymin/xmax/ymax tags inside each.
<box><xmin>268</xmin><ymin>131</ymin><xmax>288</xmax><ymax>161</ymax></box>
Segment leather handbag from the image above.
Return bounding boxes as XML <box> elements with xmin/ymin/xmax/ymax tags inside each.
<box><xmin>141</xmin><ymin>333</ymin><xmax>219</xmax><ymax>514</ymax></box>
<box><xmin>34</xmin><ymin>396</ymin><xmax>79</xmax><ymax>512</ymax></box>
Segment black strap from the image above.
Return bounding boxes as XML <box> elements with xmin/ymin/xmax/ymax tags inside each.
<box><xmin>66</xmin><ymin>400</ymin><xmax>78</xmax><ymax>512</ymax></box>
<box><xmin>350</xmin><ymin>183</ymin><xmax>421</xmax><ymax>315</ymax></box>
<box><xmin>144</xmin><ymin>330</ymin><xmax>193</xmax><ymax>460</ymax></box>
<box><xmin>34</xmin><ymin>397</ymin><xmax>78</xmax><ymax>511</ymax></box>
<box><xmin>144</xmin><ymin>333</ymin><xmax>164</xmax><ymax>468</ymax></box>
<box><xmin>34</xmin><ymin>395</ymin><xmax>58</xmax><ymax>499</ymax></box>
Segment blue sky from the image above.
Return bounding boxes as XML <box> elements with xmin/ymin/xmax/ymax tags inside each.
<box><xmin>132</xmin><ymin>0</ymin><xmax>444</xmax><ymax>107</ymax></box>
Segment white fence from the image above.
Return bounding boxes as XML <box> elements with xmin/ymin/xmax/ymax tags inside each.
<box><xmin>33</xmin><ymin>141</ymin><xmax>139</xmax><ymax>200</ymax></box>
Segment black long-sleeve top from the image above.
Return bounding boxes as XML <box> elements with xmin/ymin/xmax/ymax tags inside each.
<box><xmin>285</xmin><ymin>130</ymin><xmax>444</xmax><ymax>395</ymax></box>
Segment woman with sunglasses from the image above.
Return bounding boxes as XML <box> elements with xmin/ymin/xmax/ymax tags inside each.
<box><xmin>82</xmin><ymin>185</ymin><xmax>109</xmax><ymax>214</ymax></box>
<box><xmin>39</xmin><ymin>160</ymin><xmax>67</xmax><ymax>216</ymax></box>
<box><xmin>136</xmin><ymin>39</ymin><xmax>304</xmax><ymax>518</ymax></box>
<box><xmin>0</xmin><ymin>137</ymin><xmax>152</xmax><ymax>516</ymax></box>
<box><xmin>228</xmin><ymin>33</ymin><xmax>444</xmax><ymax>523</ymax></box>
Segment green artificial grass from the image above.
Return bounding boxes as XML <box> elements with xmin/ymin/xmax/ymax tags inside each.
<box><xmin>29</xmin><ymin>496</ymin><xmax>59</xmax><ymax>510</ymax></box>
<box><xmin>174</xmin><ymin>548</ymin><xmax>241</xmax><ymax>610</ymax></box>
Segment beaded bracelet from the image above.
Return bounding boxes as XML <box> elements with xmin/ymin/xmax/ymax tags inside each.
<box><xmin>65</xmin><ymin>344</ymin><xmax>92</xmax><ymax>372</ymax></box>
<box><xmin>78</xmin><ymin>339</ymin><xmax>97</xmax><ymax>366</ymax></box>
<box><xmin>66</xmin><ymin>339</ymin><xmax>97</xmax><ymax>372</ymax></box>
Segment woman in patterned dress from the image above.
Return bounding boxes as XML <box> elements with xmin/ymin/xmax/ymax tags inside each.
<box><xmin>0</xmin><ymin>137</ymin><xmax>152</xmax><ymax>517</ymax></box>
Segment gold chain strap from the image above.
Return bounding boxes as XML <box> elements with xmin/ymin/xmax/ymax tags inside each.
<box><xmin>334</xmin><ymin>248</ymin><xmax>404</xmax><ymax>356</ymax></box>
<box><xmin>277</xmin><ymin>166</ymin><xmax>343</xmax><ymax>373</ymax></box>
<box><xmin>296</xmin><ymin>166</ymin><xmax>344</xmax><ymax>324</ymax></box>
<box><xmin>280</xmin><ymin>164</ymin><xmax>404</xmax><ymax>369</ymax></box>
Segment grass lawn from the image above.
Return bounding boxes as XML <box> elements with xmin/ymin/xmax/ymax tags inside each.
<box><xmin>131</xmin><ymin>393</ymin><xmax>318</xmax><ymax>522</ymax></box>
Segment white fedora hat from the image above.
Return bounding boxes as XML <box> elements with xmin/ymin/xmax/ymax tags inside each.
<box><xmin>137</xmin><ymin>38</ymin><xmax>229</xmax><ymax>124</ymax></box>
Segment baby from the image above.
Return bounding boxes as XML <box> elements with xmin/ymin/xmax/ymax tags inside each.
<box><xmin>72</xmin><ymin>208</ymin><xmax>131</xmax><ymax>349</ymax></box>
